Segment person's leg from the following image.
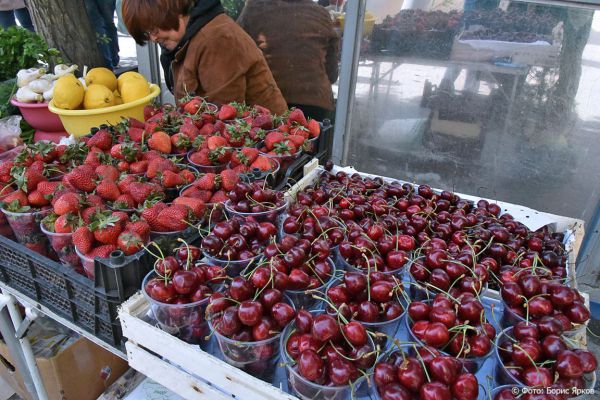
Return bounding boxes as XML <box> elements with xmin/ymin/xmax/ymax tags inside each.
<box><xmin>95</xmin><ymin>1</ymin><xmax>120</xmax><ymax>67</ymax></box>
<box><xmin>84</xmin><ymin>0</ymin><xmax>113</xmax><ymax>68</ymax></box>
<box><xmin>0</xmin><ymin>10</ymin><xmax>16</xmax><ymax>28</ymax></box>
<box><xmin>13</xmin><ymin>7</ymin><xmax>34</xmax><ymax>31</ymax></box>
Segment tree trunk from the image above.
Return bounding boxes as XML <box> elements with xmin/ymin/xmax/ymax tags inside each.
<box><xmin>25</xmin><ymin>0</ymin><xmax>105</xmax><ymax>69</ymax></box>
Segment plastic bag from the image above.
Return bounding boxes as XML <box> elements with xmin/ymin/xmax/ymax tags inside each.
<box><xmin>0</xmin><ymin>115</ymin><xmax>23</xmax><ymax>155</ymax></box>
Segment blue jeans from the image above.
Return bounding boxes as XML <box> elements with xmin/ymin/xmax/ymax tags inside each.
<box><xmin>84</xmin><ymin>0</ymin><xmax>120</xmax><ymax>69</ymax></box>
<box><xmin>0</xmin><ymin>7</ymin><xmax>34</xmax><ymax>31</ymax></box>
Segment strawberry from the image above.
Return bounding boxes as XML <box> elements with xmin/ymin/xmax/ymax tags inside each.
<box><xmin>110</xmin><ymin>142</ymin><xmax>140</xmax><ymax>162</ymax></box>
<box><xmin>129</xmin><ymin>160</ymin><xmax>148</xmax><ymax>174</ymax></box>
<box><xmin>87</xmin><ymin>129</ymin><xmax>112</xmax><ymax>150</ymax></box>
<box><xmin>54</xmin><ymin>214</ymin><xmax>76</xmax><ymax>233</ymax></box>
<box><xmin>209</xmin><ymin>190</ymin><xmax>228</xmax><ymax>203</ymax></box>
<box><xmin>143</xmin><ymin>104</ymin><xmax>160</xmax><ymax>121</ymax></box>
<box><xmin>54</xmin><ymin>192</ymin><xmax>81</xmax><ymax>215</ymax></box>
<box><xmin>140</xmin><ymin>202</ymin><xmax>168</xmax><ymax>231</ymax></box>
<box><xmin>67</xmin><ymin>165</ymin><xmax>97</xmax><ymax>193</ymax></box>
<box><xmin>29</xmin><ymin>160</ymin><xmax>45</xmax><ymax>174</ymax></box>
<box><xmin>195</xmin><ymin>173</ymin><xmax>217</xmax><ymax>191</ymax></box>
<box><xmin>117</xmin><ymin>161</ymin><xmax>130</xmax><ymax>172</ymax></box>
<box><xmin>81</xmin><ymin>207</ymin><xmax>101</xmax><ymax>224</ymax></box>
<box><xmin>85</xmin><ymin>193</ymin><xmax>104</xmax><ymax>207</ymax></box>
<box><xmin>148</xmin><ymin>131</ymin><xmax>172</xmax><ymax>154</ymax></box>
<box><xmin>129</xmin><ymin>182</ymin><xmax>158</xmax><ymax>205</ymax></box>
<box><xmin>182</xmin><ymin>97</ymin><xmax>204</xmax><ymax>114</ymax></box>
<box><xmin>124</xmin><ymin>220</ymin><xmax>151</xmax><ymax>241</ymax></box>
<box><xmin>264</xmin><ymin>131</ymin><xmax>285</xmax><ymax>151</ymax></box>
<box><xmin>36</xmin><ymin>181</ymin><xmax>60</xmax><ymax>196</ymax></box>
<box><xmin>171</xmin><ymin>133</ymin><xmax>190</xmax><ymax>152</ymax></box>
<box><xmin>179</xmin><ymin>122</ymin><xmax>199</xmax><ymax>140</ymax></box>
<box><xmin>273</xmin><ymin>140</ymin><xmax>297</xmax><ymax>155</ymax></box>
<box><xmin>27</xmin><ymin>190</ymin><xmax>48</xmax><ymax>207</ymax></box>
<box><xmin>220</xmin><ymin>169</ymin><xmax>239</xmax><ymax>191</ymax></box>
<box><xmin>129</xmin><ymin>117</ymin><xmax>145</xmax><ymax>129</ymax></box>
<box><xmin>13</xmin><ymin>167</ymin><xmax>45</xmax><ymax>193</ymax></box>
<box><xmin>207</xmin><ymin>135</ymin><xmax>229</xmax><ymax>150</ymax></box>
<box><xmin>179</xmin><ymin>169</ymin><xmax>195</xmax><ymax>184</ymax></box>
<box><xmin>250</xmin><ymin>156</ymin><xmax>273</xmax><ymax>172</ymax></box>
<box><xmin>308</xmin><ymin>119</ymin><xmax>320</xmax><ymax>138</ymax></box>
<box><xmin>231</xmin><ymin>147</ymin><xmax>259</xmax><ymax>166</ymax></box>
<box><xmin>113</xmin><ymin>194</ymin><xmax>135</xmax><ymax>209</ymax></box>
<box><xmin>96</xmin><ymin>180</ymin><xmax>121</xmax><ymax>201</ymax></box>
<box><xmin>189</xmin><ymin>149</ymin><xmax>211</xmax><ymax>166</ymax></box>
<box><xmin>128</xmin><ymin>127</ymin><xmax>145</xmax><ymax>143</ymax></box>
<box><xmin>118</xmin><ymin>175</ymin><xmax>138</xmax><ymax>194</ymax></box>
<box><xmin>88</xmin><ymin>245</ymin><xmax>118</xmax><ymax>259</ymax></box>
<box><xmin>112</xmin><ymin>211</ymin><xmax>129</xmax><ymax>228</ymax></box>
<box><xmin>288</xmin><ymin>108</ymin><xmax>308</xmax><ymax>126</ymax></box>
<box><xmin>95</xmin><ymin>165</ymin><xmax>119</xmax><ymax>182</ymax></box>
<box><xmin>209</xmin><ymin>148</ymin><xmax>231</xmax><ymax>165</ymax></box>
<box><xmin>156</xmin><ymin>204</ymin><xmax>190</xmax><ymax>231</ymax></box>
<box><xmin>91</xmin><ymin>213</ymin><xmax>122</xmax><ymax>245</ymax></box>
<box><xmin>0</xmin><ymin>161</ymin><xmax>14</xmax><ymax>183</ymax></box>
<box><xmin>84</xmin><ymin>147</ymin><xmax>106</xmax><ymax>167</ymax></box>
<box><xmin>198</xmin><ymin>123</ymin><xmax>215</xmax><ymax>137</ymax></box>
<box><xmin>162</xmin><ymin>170</ymin><xmax>184</xmax><ymax>188</ymax></box>
<box><xmin>287</xmin><ymin>135</ymin><xmax>306</xmax><ymax>148</ymax></box>
<box><xmin>218</xmin><ymin>104</ymin><xmax>237</xmax><ymax>120</ymax></box>
<box><xmin>182</xmin><ymin>187</ymin><xmax>213</xmax><ymax>202</ymax></box>
<box><xmin>233</xmin><ymin>164</ymin><xmax>250</xmax><ymax>173</ymax></box>
<box><xmin>173</xmin><ymin>197</ymin><xmax>205</xmax><ymax>218</ymax></box>
<box><xmin>147</xmin><ymin>157</ymin><xmax>177</xmax><ymax>179</ymax></box>
<box><xmin>251</xmin><ymin>114</ymin><xmax>273</xmax><ymax>130</ymax></box>
<box><xmin>117</xmin><ymin>231</ymin><xmax>145</xmax><ymax>255</ymax></box>
<box><xmin>73</xmin><ymin>226</ymin><xmax>94</xmax><ymax>254</ymax></box>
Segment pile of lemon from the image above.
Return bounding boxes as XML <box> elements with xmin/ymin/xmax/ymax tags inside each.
<box><xmin>52</xmin><ymin>68</ymin><xmax>150</xmax><ymax>110</ymax></box>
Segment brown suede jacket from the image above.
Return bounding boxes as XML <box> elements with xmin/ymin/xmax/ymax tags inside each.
<box><xmin>238</xmin><ymin>0</ymin><xmax>340</xmax><ymax>110</ymax></box>
<box><xmin>171</xmin><ymin>14</ymin><xmax>288</xmax><ymax>115</ymax></box>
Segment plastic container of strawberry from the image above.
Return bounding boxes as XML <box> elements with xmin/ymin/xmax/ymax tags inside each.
<box><xmin>39</xmin><ymin>222</ymin><xmax>84</xmax><ymax>274</ymax></box>
<box><xmin>186</xmin><ymin>149</ymin><xmax>228</xmax><ymax>173</ymax></box>
<box><xmin>159</xmin><ymin>164</ymin><xmax>199</xmax><ymax>202</ymax></box>
<box><xmin>255</xmin><ymin>141</ymin><xmax>302</xmax><ymax>172</ymax></box>
<box><xmin>1</xmin><ymin>207</ymin><xmax>51</xmax><ymax>257</ymax></box>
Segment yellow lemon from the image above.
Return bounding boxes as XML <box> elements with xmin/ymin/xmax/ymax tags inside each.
<box><xmin>120</xmin><ymin>78</ymin><xmax>150</xmax><ymax>103</ymax></box>
<box><xmin>52</xmin><ymin>74</ymin><xmax>85</xmax><ymax>109</ymax></box>
<box><xmin>113</xmin><ymin>90</ymin><xmax>123</xmax><ymax>105</ymax></box>
<box><xmin>117</xmin><ymin>71</ymin><xmax>147</xmax><ymax>92</ymax></box>
<box><xmin>83</xmin><ymin>84</ymin><xmax>115</xmax><ymax>109</ymax></box>
<box><xmin>85</xmin><ymin>67</ymin><xmax>118</xmax><ymax>91</ymax></box>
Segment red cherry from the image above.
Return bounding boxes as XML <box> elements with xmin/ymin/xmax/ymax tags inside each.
<box><xmin>408</xmin><ymin>301</ymin><xmax>431</xmax><ymax>321</ymax></box>
<box><xmin>342</xmin><ymin>321</ymin><xmax>367</xmax><ymax>346</ymax></box>
<box><xmin>229</xmin><ymin>277</ymin><xmax>254</xmax><ymax>301</ymax></box>
<box><xmin>428</xmin><ymin>356</ymin><xmax>457</xmax><ymax>385</ymax></box>
<box><xmin>297</xmin><ymin>350</ymin><xmax>324</xmax><ymax>382</ymax></box>
<box><xmin>237</xmin><ymin>300</ymin><xmax>263</xmax><ymax>327</ymax></box>
<box><xmin>430</xmin><ymin>307</ymin><xmax>456</xmax><ymax>328</ymax></box>
<box><xmin>328</xmin><ymin>358</ymin><xmax>358</xmax><ymax>385</ymax></box>
<box><xmin>521</xmin><ymin>366</ymin><xmax>552</xmax><ymax>387</ymax></box>
<box><xmin>171</xmin><ymin>270</ymin><xmax>199</xmax><ymax>295</ymax></box>
<box><xmin>423</xmin><ymin>322</ymin><xmax>450</xmax><ymax>347</ymax></box>
<box><xmin>574</xmin><ymin>349</ymin><xmax>598</xmax><ymax>373</ymax></box>
<box><xmin>564</xmin><ymin>302</ymin><xmax>590</xmax><ymax>324</ymax></box>
<box><xmin>271</xmin><ymin>302</ymin><xmax>295</xmax><ymax>328</ymax></box>
<box><xmin>420</xmin><ymin>381</ymin><xmax>451</xmax><ymax>400</ymax></box>
<box><xmin>556</xmin><ymin>350</ymin><xmax>584</xmax><ymax>378</ymax></box>
<box><xmin>374</xmin><ymin>362</ymin><xmax>396</xmax><ymax>388</ymax></box>
<box><xmin>541</xmin><ymin>334</ymin><xmax>567</xmax><ymax>359</ymax></box>
<box><xmin>311</xmin><ymin>314</ymin><xmax>339</xmax><ymax>342</ymax></box>
<box><xmin>295</xmin><ymin>309</ymin><xmax>313</xmax><ymax>333</ymax></box>
<box><xmin>216</xmin><ymin>306</ymin><xmax>242</xmax><ymax>337</ymax></box>
<box><xmin>513</xmin><ymin>321</ymin><xmax>540</xmax><ymax>340</ymax></box>
<box><xmin>526</xmin><ymin>297</ymin><xmax>552</xmax><ymax>318</ymax></box>
<box><xmin>379</xmin><ymin>383</ymin><xmax>412</xmax><ymax>400</ymax></box>
<box><xmin>451</xmin><ymin>373</ymin><xmax>479</xmax><ymax>400</ymax></box>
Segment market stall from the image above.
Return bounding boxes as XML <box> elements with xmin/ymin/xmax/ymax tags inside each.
<box><xmin>0</xmin><ymin>1</ymin><xmax>599</xmax><ymax>400</ymax></box>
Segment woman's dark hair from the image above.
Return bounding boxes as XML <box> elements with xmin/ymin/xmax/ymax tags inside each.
<box><xmin>122</xmin><ymin>0</ymin><xmax>196</xmax><ymax>45</ymax></box>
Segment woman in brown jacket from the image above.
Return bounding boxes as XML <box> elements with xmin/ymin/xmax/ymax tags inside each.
<box><xmin>238</xmin><ymin>0</ymin><xmax>340</xmax><ymax>121</ymax></box>
<box><xmin>122</xmin><ymin>0</ymin><xmax>288</xmax><ymax>114</ymax></box>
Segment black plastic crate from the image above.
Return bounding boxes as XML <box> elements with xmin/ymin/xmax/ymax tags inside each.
<box><xmin>0</xmin><ymin>234</ymin><xmax>127</xmax><ymax>348</ymax></box>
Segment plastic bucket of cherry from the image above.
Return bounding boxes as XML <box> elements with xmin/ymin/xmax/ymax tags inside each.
<box><xmin>223</xmin><ymin>198</ymin><xmax>288</xmax><ymax>225</ymax></box>
<box><xmin>494</xmin><ymin>326</ymin><xmax>596</xmax><ymax>397</ymax></box>
<box><xmin>279</xmin><ymin>310</ymin><xmax>375</xmax><ymax>400</ymax></box>
<box><xmin>325</xmin><ymin>275</ymin><xmax>407</xmax><ymax>350</ymax></box>
<box><xmin>39</xmin><ymin>222</ymin><xmax>83</xmax><ymax>274</ymax></box>
<box><xmin>405</xmin><ymin>299</ymin><xmax>494</xmax><ymax>373</ymax></box>
<box><xmin>207</xmin><ymin>295</ymin><xmax>295</xmax><ymax>382</ymax></box>
<box><xmin>142</xmin><ymin>271</ymin><xmax>211</xmax><ymax>347</ymax></box>
<box><xmin>202</xmin><ymin>251</ymin><xmax>259</xmax><ymax>278</ymax></box>
<box><xmin>1</xmin><ymin>208</ymin><xmax>50</xmax><ymax>256</ymax></box>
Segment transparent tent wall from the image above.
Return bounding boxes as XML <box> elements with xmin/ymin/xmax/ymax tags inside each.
<box><xmin>341</xmin><ymin>0</ymin><xmax>600</xmax><ymax>292</ymax></box>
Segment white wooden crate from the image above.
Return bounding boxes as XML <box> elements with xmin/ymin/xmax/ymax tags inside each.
<box><xmin>119</xmin><ymin>293</ymin><xmax>299</xmax><ymax>400</ymax></box>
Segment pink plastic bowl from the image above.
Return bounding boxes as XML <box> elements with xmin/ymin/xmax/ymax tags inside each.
<box><xmin>10</xmin><ymin>98</ymin><xmax>66</xmax><ymax>132</ymax></box>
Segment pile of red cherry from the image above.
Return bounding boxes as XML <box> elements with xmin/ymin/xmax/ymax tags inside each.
<box><xmin>284</xmin><ymin>311</ymin><xmax>376</xmax><ymax>387</ymax></box>
<box><xmin>201</xmin><ymin>217</ymin><xmax>277</xmax><ymax>262</ymax></box>
<box><xmin>408</xmin><ymin>293</ymin><xmax>495</xmax><ymax>361</ymax></box>
<box><xmin>501</xmin><ymin>272</ymin><xmax>590</xmax><ymax>331</ymax></box>
<box><xmin>144</xmin><ymin>244</ymin><xmax>225</xmax><ymax>304</ymax></box>
<box><xmin>207</xmin><ymin>276</ymin><xmax>296</xmax><ymax>342</ymax></box>
<box><xmin>497</xmin><ymin>321</ymin><xmax>596</xmax><ymax>391</ymax></box>
<box><xmin>281</xmin><ymin>206</ymin><xmax>345</xmax><ymax>246</ymax></box>
<box><xmin>337</xmin><ymin>221</ymin><xmax>413</xmax><ymax>274</ymax></box>
<box><xmin>225</xmin><ymin>181</ymin><xmax>286</xmax><ymax>214</ymax></box>
<box><xmin>250</xmin><ymin>234</ymin><xmax>335</xmax><ymax>292</ymax></box>
<box><xmin>374</xmin><ymin>346</ymin><xmax>479</xmax><ymax>400</ymax></box>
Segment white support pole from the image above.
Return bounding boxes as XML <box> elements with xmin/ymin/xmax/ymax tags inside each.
<box><xmin>332</xmin><ymin>0</ymin><xmax>366</xmax><ymax>165</ymax></box>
